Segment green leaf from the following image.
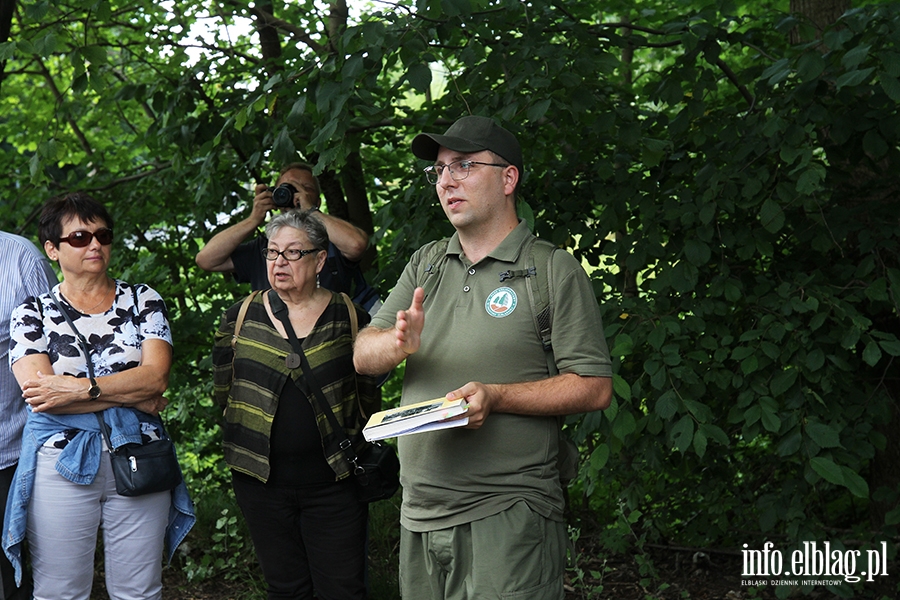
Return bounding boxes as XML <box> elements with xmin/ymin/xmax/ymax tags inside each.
<box><xmin>810</xmin><ymin>456</ymin><xmax>844</xmax><ymax>485</ymax></box>
<box><xmin>692</xmin><ymin>429</ymin><xmax>707</xmax><ymax>458</ymax></box>
<box><xmin>655</xmin><ymin>391</ymin><xmax>678</xmax><ymax>420</ymax></box>
<box><xmin>770</xmin><ymin>368</ymin><xmax>797</xmax><ymax>396</ymax></box>
<box><xmin>777</xmin><ymin>428</ymin><xmax>802</xmax><ymax>456</ymax></box>
<box><xmin>744</xmin><ymin>405</ymin><xmax>761</xmax><ymax>426</ymax></box>
<box><xmin>805</xmin><ymin>422</ymin><xmax>841</xmax><ymax>448</ymax></box>
<box><xmin>763</xmin><ymin>58</ymin><xmax>791</xmax><ymax>84</ymax></box>
<box><xmin>885</xmin><ymin>505</ymin><xmax>900</xmax><ymax>526</ymax></box>
<box><xmin>842</xmin><ymin>44</ymin><xmax>871</xmax><ymax>70</ymax></box>
<box><xmin>29</xmin><ymin>152</ymin><xmax>41</xmax><ymax>179</ymax></box>
<box><xmin>271</xmin><ymin>127</ymin><xmax>296</xmax><ymax>165</ymax></box>
<box><xmin>406</xmin><ymin>64</ymin><xmax>432</xmax><ymax>93</ymax></box>
<box><xmin>760</xmin><ymin>404</ymin><xmax>781</xmax><ymax>433</ymax></box>
<box><xmin>863</xmin><ymin>130</ymin><xmax>888</xmax><ymax>159</ymax></box>
<box><xmin>647</xmin><ymin>327</ymin><xmax>666</xmax><ymax>350</ymax></box>
<box><xmin>0</xmin><ymin>41</ymin><xmax>14</xmax><ymax>62</ymax></box>
<box><xmin>684</xmin><ymin>239</ymin><xmax>710</xmax><ymax>266</ymax></box>
<box><xmin>609</xmin><ymin>333</ymin><xmax>633</xmax><ymax>356</ymax></box>
<box><xmin>590</xmin><ymin>444</ymin><xmax>610</xmax><ymax>471</ymax></box>
<box><xmin>342</xmin><ymin>55</ymin><xmax>364</xmax><ymax>80</ymax></box>
<box><xmin>879</xmin><ymin>339</ymin><xmax>900</xmax><ymax>356</ymax></box>
<box><xmin>526</xmin><ymin>98</ymin><xmax>552</xmax><ymax>122</ymax></box>
<box><xmin>796</xmin><ymin>163</ymin><xmax>826</xmax><ymax>194</ymax></box>
<box><xmin>234</xmin><ymin>108</ymin><xmax>248</xmax><ymax>132</ymax></box>
<box><xmin>862</xmin><ymin>340</ymin><xmax>882</xmax><ymax>366</ymax></box>
<box><xmin>835</xmin><ymin>67</ymin><xmax>875</xmax><ymax>89</ymax></box>
<box><xmin>840</xmin><ymin>466</ymin><xmax>869</xmax><ymax>498</ymax></box>
<box><xmin>612</xmin><ymin>374</ymin><xmax>632</xmax><ymax>401</ymax></box>
<box><xmin>670</xmin><ymin>415</ymin><xmax>694</xmax><ymax>453</ymax></box>
<box><xmin>806</xmin><ymin>348</ymin><xmax>826</xmax><ymax>371</ymax></box>
<box><xmin>24</xmin><ymin>0</ymin><xmax>50</xmax><ymax>19</ymax></box>
<box><xmin>880</xmin><ymin>75</ymin><xmax>900</xmax><ymax>102</ymax></box>
<box><xmin>612</xmin><ymin>410</ymin><xmax>637</xmax><ymax>441</ymax></box>
<box><xmin>797</xmin><ymin>52</ymin><xmax>826</xmax><ymax>81</ymax></box>
<box><xmin>683</xmin><ymin>399</ymin><xmax>712</xmax><ymax>423</ymax></box>
<box><xmin>81</xmin><ymin>45</ymin><xmax>108</xmax><ymax>65</ymax></box>
<box><xmin>699</xmin><ymin>423</ymin><xmax>729</xmax><ymax>447</ymax></box>
<box><xmin>741</xmin><ymin>354</ymin><xmax>759</xmax><ymax>375</ymax></box>
<box><xmin>758</xmin><ymin>198</ymin><xmax>784</xmax><ymax>233</ymax></box>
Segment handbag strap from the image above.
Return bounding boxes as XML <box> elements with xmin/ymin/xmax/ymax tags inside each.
<box><xmin>268</xmin><ymin>290</ymin><xmax>364</xmax><ymax>476</ymax></box>
<box><xmin>47</xmin><ymin>294</ymin><xmax>115</xmax><ymax>452</ymax></box>
<box><xmin>48</xmin><ymin>292</ymin><xmax>98</xmax><ymax>382</ymax></box>
<box><xmin>49</xmin><ymin>285</ymin><xmax>163</xmax><ymax>450</ymax></box>
<box><xmin>95</xmin><ymin>413</ymin><xmax>115</xmax><ymax>453</ymax></box>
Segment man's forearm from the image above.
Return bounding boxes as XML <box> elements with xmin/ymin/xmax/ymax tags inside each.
<box><xmin>489</xmin><ymin>374</ymin><xmax>612</xmax><ymax>416</ymax></box>
<box><xmin>195</xmin><ymin>217</ymin><xmax>261</xmax><ymax>272</ymax></box>
<box><xmin>318</xmin><ymin>212</ymin><xmax>369</xmax><ymax>262</ymax></box>
<box><xmin>354</xmin><ymin>325</ymin><xmax>409</xmax><ymax>375</ymax></box>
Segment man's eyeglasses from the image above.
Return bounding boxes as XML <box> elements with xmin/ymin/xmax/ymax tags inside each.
<box><xmin>263</xmin><ymin>248</ymin><xmax>321</xmax><ymax>262</ymax></box>
<box><xmin>423</xmin><ymin>160</ymin><xmax>509</xmax><ymax>184</ymax></box>
<box><xmin>58</xmin><ymin>228</ymin><xmax>114</xmax><ymax>248</ymax></box>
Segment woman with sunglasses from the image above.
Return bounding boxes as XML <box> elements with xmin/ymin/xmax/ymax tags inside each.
<box><xmin>212</xmin><ymin>209</ymin><xmax>379</xmax><ymax>600</ymax></box>
<box><xmin>3</xmin><ymin>192</ymin><xmax>194</xmax><ymax>600</ymax></box>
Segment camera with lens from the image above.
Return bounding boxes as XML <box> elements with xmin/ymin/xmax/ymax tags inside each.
<box><xmin>271</xmin><ymin>183</ymin><xmax>297</xmax><ymax>208</ymax></box>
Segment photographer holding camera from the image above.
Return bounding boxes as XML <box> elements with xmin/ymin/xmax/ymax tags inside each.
<box><xmin>196</xmin><ymin>163</ymin><xmax>380</xmax><ymax>311</ymax></box>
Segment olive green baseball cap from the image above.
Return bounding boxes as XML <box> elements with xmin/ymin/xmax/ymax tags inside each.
<box><xmin>412</xmin><ymin>116</ymin><xmax>524</xmax><ymax>177</ymax></box>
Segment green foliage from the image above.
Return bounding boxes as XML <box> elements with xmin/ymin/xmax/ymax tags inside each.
<box><xmin>2</xmin><ymin>0</ymin><xmax>899</xmax><ymax>593</ymax></box>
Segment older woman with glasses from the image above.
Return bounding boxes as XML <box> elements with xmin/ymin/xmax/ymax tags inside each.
<box><xmin>212</xmin><ymin>208</ymin><xmax>378</xmax><ymax>600</ymax></box>
<box><xmin>3</xmin><ymin>192</ymin><xmax>194</xmax><ymax>600</ymax></box>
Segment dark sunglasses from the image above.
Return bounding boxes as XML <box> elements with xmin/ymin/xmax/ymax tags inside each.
<box><xmin>58</xmin><ymin>228</ymin><xmax>114</xmax><ymax>248</ymax></box>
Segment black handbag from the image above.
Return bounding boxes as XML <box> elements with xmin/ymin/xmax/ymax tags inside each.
<box><xmin>95</xmin><ymin>414</ymin><xmax>182</xmax><ymax>497</ymax></box>
<box><xmin>269</xmin><ymin>291</ymin><xmax>400</xmax><ymax>503</ymax></box>
<box><xmin>50</xmin><ymin>290</ymin><xmax>182</xmax><ymax>497</ymax></box>
<box><xmin>352</xmin><ymin>441</ymin><xmax>400</xmax><ymax>503</ymax></box>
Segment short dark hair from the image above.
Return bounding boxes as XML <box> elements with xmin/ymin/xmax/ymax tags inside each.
<box><xmin>39</xmin><ymin>192</ymin><xmax>114</xmax><ymax>247</ymax></box>
<box><xmin>278</xmin><ymin>162</ymin><xmax>321</xmax><ymax>198</ymax></box>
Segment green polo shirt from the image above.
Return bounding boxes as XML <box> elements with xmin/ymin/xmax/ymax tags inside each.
<box><xmin>372</xmin><ymin>220</ymin><xmax>612</xmax><ymax>532</ymax></box>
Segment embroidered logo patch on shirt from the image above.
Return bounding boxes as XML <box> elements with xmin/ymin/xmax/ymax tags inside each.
<box><xmin>485</xmin><ymin>287</ymin><xmax>517</xmax><ymax>318</ymax></box>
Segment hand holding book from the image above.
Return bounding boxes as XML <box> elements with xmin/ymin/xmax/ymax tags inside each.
<box><xmin>362</xmin><ymin>397</ymin><xmax>469</xmax><ymax>441</ymax></box>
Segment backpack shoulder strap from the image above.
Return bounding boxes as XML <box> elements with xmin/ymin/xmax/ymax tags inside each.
<box><xmin>232</xmin><ymin>289</ymin><xmax>264</xmax><ymax>349</ymax></box>
<box><xmin>415</xmin><ymin>238</ymin><xmax>451</xmax><ymax>301</ymax></box>
<box><xmin>496</xmin><ymin>235</ymin><xmax>558</xmax><ymax>376</ymax></box>
<box><xmin>525</xmin><ymin>238</ymin><xmax>558</xmax><ymax>376</ymax></box>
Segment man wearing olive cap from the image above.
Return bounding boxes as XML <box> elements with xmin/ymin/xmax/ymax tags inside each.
<box><xmin>355</xmin><ymin>116</ymin><xmax>613</xmax><ymax>599</ymax></box>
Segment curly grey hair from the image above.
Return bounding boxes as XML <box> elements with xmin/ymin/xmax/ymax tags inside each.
<box><xmin>265</xmin><ymin>209</ymin><xmax>329</xmax><ymax>250</ymax></box>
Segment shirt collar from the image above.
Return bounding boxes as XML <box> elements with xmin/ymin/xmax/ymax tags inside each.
<box><xmin>445</xmin><ymin>219</ymin><xmax>532</xmax><ymax>265</ymax></box>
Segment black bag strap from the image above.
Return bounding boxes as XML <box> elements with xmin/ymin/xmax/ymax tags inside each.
<box><xmin>50</xmin><ymin>284</ymin><xmax>164</xmax><ymax>450</ymax></box>
<box><xmin>267</xmin><ymin>290</ymin><xmax>365</xmax><ymax>478</ymax></box>
<box><xmin>48</xmin><ymin>292</ymin><xmax>97</xmax><ymax>382</ymax></box>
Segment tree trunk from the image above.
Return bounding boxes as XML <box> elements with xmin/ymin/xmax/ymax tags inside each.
<box><xmin>0</xmin><ymin>0</ymin><xmax>17</xmax><ymax>90</ymax></box>
<box><xmin>256</xmin><ymin>1</ymin><xmax>282</xmax><ymax>67</ymax></box>
<box><xmin>789</xmin><ymin>0</ymin><xmax>850</xmax><ymax>45</ymax></box>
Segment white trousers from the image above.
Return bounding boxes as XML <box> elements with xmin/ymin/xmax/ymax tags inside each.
<box><xmin>27</xmin><ymin>445</ymin><xmax>171</xmax><ymax>600</ymax></box>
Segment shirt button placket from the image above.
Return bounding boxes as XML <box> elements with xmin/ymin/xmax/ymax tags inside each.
<box><xmin>463</xmin><ymin>268</ymin><xmax>475</xmax><ymax>293</ymax></box>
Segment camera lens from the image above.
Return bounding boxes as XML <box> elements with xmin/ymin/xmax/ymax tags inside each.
<box><xmin>272</xmin><ymin>183</ymin><xmax>297</xmax><ymax>208</ymax></box>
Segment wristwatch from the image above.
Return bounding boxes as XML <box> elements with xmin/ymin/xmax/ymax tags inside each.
<box><xmin>88</xmin><ymin>377</ymin><xmax>102</xmax><ymax>401</ymax></box>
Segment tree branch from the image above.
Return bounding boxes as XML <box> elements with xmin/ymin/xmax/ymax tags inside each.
<box><xmin>714</xmin><ymin>56</ymin><xmax>755</xmax><ymax>110</ymax></box>
<box><xmin>222</xmin><ymin>0</ymin><xmax>325</xmax><ymax>54</ymax></box>
<box><xmin>85</xmin><ymin>162</ymin><xmax>173</xmax><ymax>191</ymax></box>
<box><xmin>34</xmin><ymin>56</ymin><xmax>94</xmax><ymax>156</ymax></box>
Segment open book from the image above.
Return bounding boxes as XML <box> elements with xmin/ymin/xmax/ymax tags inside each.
<box><xmin>362</xmin><ymin>397</ymin><xmax>469</xmax><ymax>441</ymax></box>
